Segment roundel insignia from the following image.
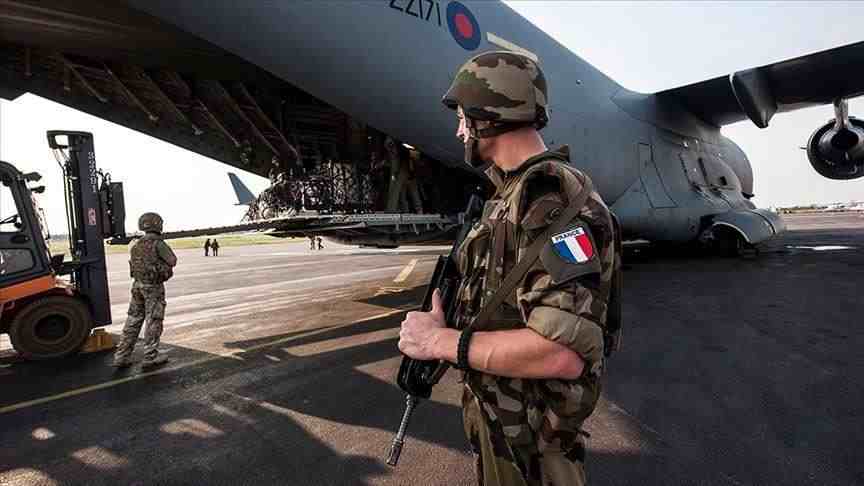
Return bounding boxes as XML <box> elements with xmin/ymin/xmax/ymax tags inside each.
<box><xmin>446</xmin><ymin>1</ymin><xmax>481</xmax><ymax>51</ymax></box>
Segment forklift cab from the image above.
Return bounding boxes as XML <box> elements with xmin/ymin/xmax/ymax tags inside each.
<box><xmin>1</xmin><ymin>131</ymin><xmax>127</xmax><ymax>359</ymax></box>
<box><xmin>0</xmin><ymin>162</ymin><xmax>53</xmax><ymax>288</ymax></box>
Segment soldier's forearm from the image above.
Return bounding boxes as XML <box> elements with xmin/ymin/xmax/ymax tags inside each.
<box><xmin>433</xmin><ymin>328</ymin><xmax>585</xmax><ymax>380</ymax></box>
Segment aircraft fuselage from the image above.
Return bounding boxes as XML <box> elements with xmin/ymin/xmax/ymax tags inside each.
<box><xmin>0</xmin><ymin>0</ymin><xmax>785</xmax><ymax>246</ymax></box>
<box><xmin>122</xmin><ymin>0</ymin><xmax>781</xmax><ymax>245</ymax></box>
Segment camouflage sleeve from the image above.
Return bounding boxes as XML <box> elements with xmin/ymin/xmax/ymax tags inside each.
<box><xmin>515</xmin><ymin>190</ymin><xmax>614</xmax><ymax>370</ymax></box>
<box><xmin>156</xmin><ymin>241</ymin><xmax>178</xmax><ymax>267</ymax></box>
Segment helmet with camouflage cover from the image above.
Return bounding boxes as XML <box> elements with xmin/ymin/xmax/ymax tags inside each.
<box><xmin>442</xmin><ymin>51</ymin><xmax>549</xmax><ymax>167</ymax></box>
<box><xmin>443</xmin><ymin>50</ymin><xmax>549</xmax><ymax>127</ymax></box>
<box><xmin>138</xmin><ymin>212</ymin><xmax>163</xmax><ymax>233</ymax></box>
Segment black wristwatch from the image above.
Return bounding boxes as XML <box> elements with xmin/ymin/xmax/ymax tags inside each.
<box><xmin>456</xmin><ymin>328</ymin><xmax>475</xmax><ymax>371</ymax></box>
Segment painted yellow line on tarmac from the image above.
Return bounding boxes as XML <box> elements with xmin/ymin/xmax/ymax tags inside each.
<box><xmin>393</xmin><ymin>259</ymin><xmax>418</xmax><ymax>283</ymax></box>
<box><xmin>0</xmin><ymin>308</ymin><xmax>409</xmax><ymax>415</ymax></box>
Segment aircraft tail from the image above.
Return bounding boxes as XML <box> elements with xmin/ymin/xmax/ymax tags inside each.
<box><xmin>228</xmin><ymin>172</ymin><xmax>256</xmax><ymax>206</ymax></box>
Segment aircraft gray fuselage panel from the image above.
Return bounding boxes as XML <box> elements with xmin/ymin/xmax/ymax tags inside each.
<box><xmin>3</xmin><ymin>1</ymin><xmax>861</xmax><ymax>245</ymax></box>
<box><xmin>126</xmin><ymin>1</ymin><xmax>640</xmax><ymax>199</ymax></box>
<box><xmin>125</xmin><ymin>0</ymin><xmax>774</xmax><ymax>244</ymax></box>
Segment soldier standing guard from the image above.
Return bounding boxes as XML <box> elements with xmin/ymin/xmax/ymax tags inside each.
<box><xmin>398</xmin><ymin>51</ymin><xmax>622</xmax><ymax>486</ymax></box>
<box><xmin>112</xmin><ymin>212</ymin><xmax>178</xmax><ymax>368</ymax></box>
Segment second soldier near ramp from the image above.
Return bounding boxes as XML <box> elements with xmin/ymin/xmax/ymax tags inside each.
<box><xmin>398</xmin><ymin>51</ymin><xmax>622</xmax><ymax>485</ymax></box>
<box><xmin>113</xmin><ymin>212</ymin><xmax>178</xmax><ymax>368</ymax></box>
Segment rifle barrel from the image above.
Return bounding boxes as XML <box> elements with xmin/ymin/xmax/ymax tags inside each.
<box><xmin>386</xmin><ymin>395</ymin><xmax>418</xmax><ymax>466</ymax></box>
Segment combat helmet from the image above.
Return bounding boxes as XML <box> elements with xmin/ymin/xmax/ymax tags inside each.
<box><xmin>442</xmin><ymin>51</ymin><xmax>549</xmax><ymax>167</ymax></box>
<box><xmin>138</xmin><ymin>212</ymin><xmax>164</xmax><ymax>233</ymax></box>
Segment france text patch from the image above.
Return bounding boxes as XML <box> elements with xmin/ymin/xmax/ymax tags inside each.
<box><xmin>552</xmin><ymin>227</ymin><xmax>594</xmax><ymax>263</ymax></box>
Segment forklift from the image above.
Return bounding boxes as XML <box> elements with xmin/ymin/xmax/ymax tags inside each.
<box><xmin>0</xmin><ymin>131</ymin><xmax>125</xmax><ymax>359</ymax></box>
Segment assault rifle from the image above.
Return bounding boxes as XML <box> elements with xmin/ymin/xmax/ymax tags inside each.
<box><xmin>386</xmin><ymin>194</ymin><xmax>484</xmax><ymax>466</ymax></box>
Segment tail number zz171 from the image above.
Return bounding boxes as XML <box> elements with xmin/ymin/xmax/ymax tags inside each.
<box><xmin>389</xmin><ymin>0</ymin><xmax>442</xmax><ymax>27</ymax></box>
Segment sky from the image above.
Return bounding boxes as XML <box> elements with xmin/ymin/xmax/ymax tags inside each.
<box><xmin>1</xmin><ymin>1</ymin><xmax>864</xmax><ymax>235</ymax></box>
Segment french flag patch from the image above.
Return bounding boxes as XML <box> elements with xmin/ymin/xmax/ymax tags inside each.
<box><xmin>552</xmin><ymin>227</ymin><xmax>594</xmax><ymax>263</ymax></box>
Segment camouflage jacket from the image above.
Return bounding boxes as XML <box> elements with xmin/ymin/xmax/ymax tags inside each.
<box><xmin>454</xmin><ymin>146</ymin><xmax>619</xmax><ymax>456</ymax></box>
<box><xmin>129</xmin><ymin>233</ymin><xmax>176</xmax><ymax>284</ymax></box>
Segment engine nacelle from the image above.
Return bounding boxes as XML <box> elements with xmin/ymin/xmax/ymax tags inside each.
<box><xmin>806</xmin><ymin>101</ymin><xmax>864</xmax><ymax>180</ymax></box>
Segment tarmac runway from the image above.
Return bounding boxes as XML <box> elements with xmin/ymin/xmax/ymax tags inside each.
<box><xmin>1</xmin><ymin>212</ymin><xmax>863</xmax><ymax>485</ymax></box>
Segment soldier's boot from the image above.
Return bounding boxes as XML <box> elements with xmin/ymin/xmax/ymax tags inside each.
<box><xmin>111</xmin><ymin>357</ymin><xmax>134</xmax><ymax>368</ymax></box>
<box><xmin>141</xmin><ymin>355</ymin><xmax>169</xmax><ymax>369</ymax></box>
<box><xmin>141</xmin><ymin>318</ymin><xmax>166</xmax><ymax>369</ymax></box>
<box><xmin>112</xmin><ymin>317</ymin><xmax>144</xmax><ymax>367</ymax></box>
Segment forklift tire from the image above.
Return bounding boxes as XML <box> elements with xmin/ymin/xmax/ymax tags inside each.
<box><xmin>9</xmin><ymin>295</ymin><xmax>92</xmax><ymax>360</ymax></box>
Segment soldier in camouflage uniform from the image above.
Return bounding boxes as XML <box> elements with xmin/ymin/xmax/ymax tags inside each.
<box><xmin>112</xmin><ymin>212</ymin><xmax>178</xmax><ymax>368</ymax></box>
<box><xmin>398</xmin><ymin>51</ymin><xmax>622</xmax><ymax>486</ymax></box>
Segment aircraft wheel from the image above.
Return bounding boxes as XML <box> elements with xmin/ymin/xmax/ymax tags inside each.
<box><xmin>712</xmin><ymin>226</ymin><xmax>746</xmax><ymax>257</ymax></box>
<box><xmin>9</xmin><ymin>295</ymin><xmax>92</xmax><ymax>360</ymax></box>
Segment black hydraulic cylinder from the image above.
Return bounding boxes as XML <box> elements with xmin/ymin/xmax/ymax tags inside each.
<box><xmin>47</xmin><ymin>131</ymin><xmax>112</xmax><ymax>326</ymax></box>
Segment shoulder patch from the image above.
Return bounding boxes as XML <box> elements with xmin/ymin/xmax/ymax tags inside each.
<box><xmin>539</xmin><ymin>222</ymin><xmax>602</xmax><ymax>284</ymax></box>
<box><xmin>552</xmin><ymin>227</ymin><xmax>594</xmax><ymax>263</ymax></box>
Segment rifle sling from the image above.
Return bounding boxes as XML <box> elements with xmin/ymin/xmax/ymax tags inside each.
<box><xmin>466</xmin><ymin>177</ymin><xmax>594</xmax><ymax>333</ymax></box>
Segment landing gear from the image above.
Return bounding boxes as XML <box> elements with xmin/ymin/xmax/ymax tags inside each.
<box><xmin>8</xmin><ymin>295</ymin><xmax>92</xmax><ymax>359</ymax></box>
<box><xmin>709</xmin><ymin>226</ymin><xmax>756</xmax><ymax>258</ymax></box>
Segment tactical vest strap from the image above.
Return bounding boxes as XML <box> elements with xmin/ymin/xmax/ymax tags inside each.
<box><xmin>605</xmin><ymin>213</ymin><xmax>624</xmax><ymax>357</ymax></box>
<box><xmin>467</xmin><ymin>176</ymin><xmax>594</xmax><ymax>333</ymax></box>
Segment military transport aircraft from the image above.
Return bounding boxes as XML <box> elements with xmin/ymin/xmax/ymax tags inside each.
<box><xmin>1</xmin><ymin>1</ymin><xmax>863</xmax><ymax>251</ymax></box>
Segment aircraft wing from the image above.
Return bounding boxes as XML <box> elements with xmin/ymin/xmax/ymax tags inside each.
<box><xmin>656</xmin><ymin>41</ymin><xmax>864</xmax><ymax>128</ymax></box>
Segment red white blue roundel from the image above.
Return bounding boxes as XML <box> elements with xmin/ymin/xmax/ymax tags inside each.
<box><xmin>447</xmin><ymin>1</ymin><xmax>481</xmax><ymax>51</ymax></box>
<box><xmin>552</xmin><ymin>227</ymin><xmax>595</xmax><ymax>263</ymax></box>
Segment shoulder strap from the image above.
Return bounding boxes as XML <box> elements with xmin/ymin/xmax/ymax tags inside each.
<box><xmin>467</xmin><ymin>175</ymin><xmax>594</xmax><ymax>332</ymax></box>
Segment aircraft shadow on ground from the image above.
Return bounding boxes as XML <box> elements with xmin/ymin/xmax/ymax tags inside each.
<box><xmin>5</xmin><ymin>226</ymin><xmax>863</xmax><ymax>484</ymax></box>
<box><xmin>355</xmin><ymin>285</ymin><xmax>427</xmax><ymax>310</ymax></box>
<box><xmin>0</xmin><ymin>310</ymin><xmax>471</xmax><ymax>485</ymax></box>
<box><xmin>1</xmin><ymin>287</ymin><xmax>690</xmax><ymax>485</ymax></box>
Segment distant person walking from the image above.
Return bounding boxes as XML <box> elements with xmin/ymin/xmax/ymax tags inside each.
<box><xmin>204</xmin><ymin>238</ymin><xmax>211</xmax><ymax>257</ymax></box>
<box><xmin>211</xmin><ymin>239</ymin><xmax>220</xmax><ymax>257</ymax></box>
<box><xmin>316</xmin><ymin>236</ymin><xmax>324</xmax><ymax>250</ymax></box>
<box><xmin>309</xmin><ymin>235</ymin><xmax>316</xmax><ymax>251</ymax></box>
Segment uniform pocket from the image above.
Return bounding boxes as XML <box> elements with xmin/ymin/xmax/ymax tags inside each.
<box><xmin>456</xmin><ymin>217</ymin><xmax>492</xmax><ymax>275</ymax></box>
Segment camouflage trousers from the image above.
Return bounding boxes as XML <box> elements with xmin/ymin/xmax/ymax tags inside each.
<box><xmin>462</xmin><ymin>388</ymin><xmax>587</xmax><ymax>486</ymax></box>
<box><xmin>115</xmin><ymin>281</ymin><xmax>166</xmax><ymax>362</ymax></box>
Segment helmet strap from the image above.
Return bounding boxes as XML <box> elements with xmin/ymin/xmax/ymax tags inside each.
<box><xmin>463</xmin><ymin>118</ymin><xmax>486</xmax><ymax>169</ymax></box>
<box><xmin>463</xmin><ymin>117</ymin><xmax>535</xmax><ymax>169</ymax></box>
<box><xmin>475</xmin><ymin>121</ymin><xmax>533</xmax><ymax>139</ymax></box>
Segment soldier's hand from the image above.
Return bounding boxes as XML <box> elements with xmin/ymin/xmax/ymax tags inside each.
<box><xmin>399</xmin><ymin>289</ymin><xmax>447</xmax><ymax>361</ymax></box>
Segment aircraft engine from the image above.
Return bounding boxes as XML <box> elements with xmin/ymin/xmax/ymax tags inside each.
<box><xmin>806</xmin><ymin>99</ymin><xmax>864</xmax><ymax>180</ymax></box>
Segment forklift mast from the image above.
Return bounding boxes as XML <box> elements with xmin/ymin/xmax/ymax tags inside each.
<box><xmin>47</xmin><ymin>131</ymin><xmax>126</xmax><ymax>326</ymax></box>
